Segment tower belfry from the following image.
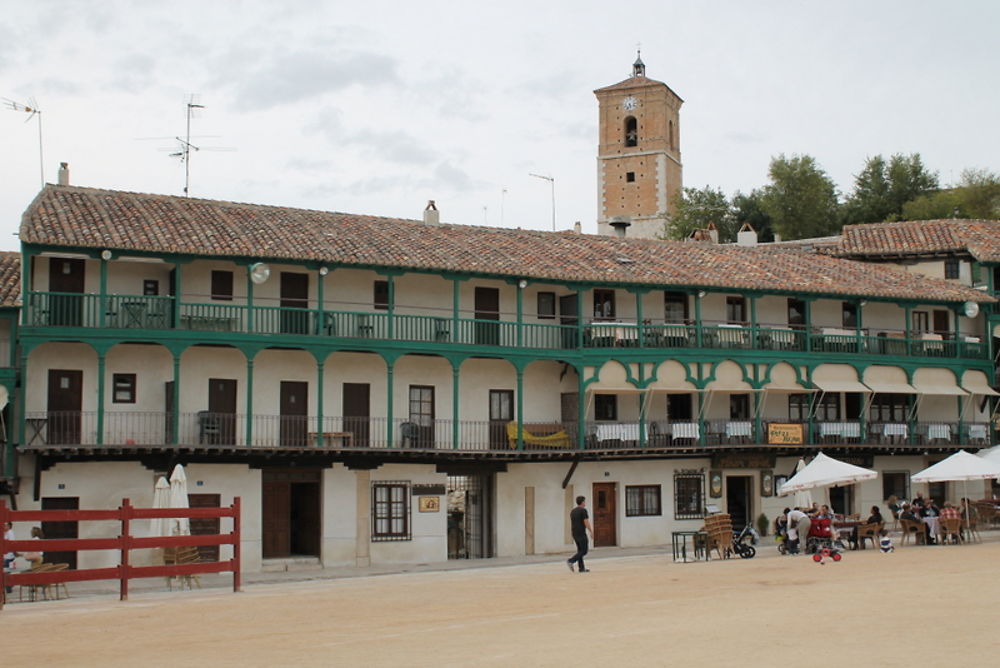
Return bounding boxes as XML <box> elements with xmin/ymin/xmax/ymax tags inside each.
<box><xmin>594</xmin><ymin>55</ymin><xmax>683</xmax><ymax>239</ymax></box>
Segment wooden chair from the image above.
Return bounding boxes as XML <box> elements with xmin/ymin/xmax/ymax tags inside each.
<box><xmin>899</xmin><ymin>519</ymin><xmax>926</xmax><ymax>546</ymax></box>
<box><xmin>702</xmin><ymin>513</ymin><xmax>734</xmax><ymax>559</ymax></box>
<box><xmin>856</xmin><ymin>522</ymin><xmax>880</xmax><ymax>550</ymax></box>
<box><xmin>19</xmin><ymin>562</ymin><xmax>62</xmax><ymax>602</ymax></box>
<box><xmin>164</xmin><ymin>545</ymin><xmax>203</xmax><ymax>590</ymax></box>
<box><xmin>939</xmin><ymin>518</ymin><xmax>962</xmax><ymax>545</ymax></box>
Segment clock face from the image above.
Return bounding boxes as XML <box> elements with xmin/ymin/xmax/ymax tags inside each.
<box><xmin>622</xmin><ymin>96</ymin><xmax>637</xmax><ymax>111</ymax></box>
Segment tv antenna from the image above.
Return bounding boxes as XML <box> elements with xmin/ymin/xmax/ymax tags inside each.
<box><xmin>3</xmin><ymin>97</ymin><xmax>44</xmax><ymax>187</ymax></box>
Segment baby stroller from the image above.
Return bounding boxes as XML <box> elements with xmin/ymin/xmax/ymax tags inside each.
<box><xmin>806</xmin><ymin>517</ymin><xmax>847</xmax><ymax>554</ymax></box>
<box><xmin>775</xmin><ymin>521</ymin><xmax>790</xmax><ymax>555</ymax></box>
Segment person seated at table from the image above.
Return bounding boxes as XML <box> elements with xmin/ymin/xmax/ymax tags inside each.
<box><xmin>899</xmin><ymin>503</ymin><xmax>918</xmax><ymax>522</ymax></box>
<box><xmin>911</xmin><ymin>492</ymin><xmax>926</xmax><ymax>512</ymax></box>
<box><xmin>921</xmin><ymin>499</ymin><xmax>940</xmax><ymax>544</ymax></box>
<box><xmin>849</xmin><ymin>505</ymin><xmax>883</xmax><ymax>549</ymax></box>
<box><xmin>923</xmin><ymin>499</ymin><xmax>940</xmax><ymax>518</ymax></box>
<box><xmin>812</xmin><ymin>504</ymin><xmax>833</xmax><ymax>520</ymax></box>
<box><xmin>940</xmin><ymin>502</ymin><xmax>961</xmax><ymax>520</ymax></box>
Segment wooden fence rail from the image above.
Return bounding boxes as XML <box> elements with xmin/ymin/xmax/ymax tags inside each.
<box><xmin>0</xmin><ymin>497</ymin><xmax>241</xmax><ymax>609</ymax></box>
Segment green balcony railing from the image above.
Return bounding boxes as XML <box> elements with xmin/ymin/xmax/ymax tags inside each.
<box><xmin>21</xmin><ymin>291</ymin><xmax>991</xmax><ymax>360</ymax></box>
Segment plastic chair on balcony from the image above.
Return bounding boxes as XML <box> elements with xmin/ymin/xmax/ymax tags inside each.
<box><xmin>198</xmin><ymin>411</ymin><xmax>222</xmax><ymax>445</ymax></box>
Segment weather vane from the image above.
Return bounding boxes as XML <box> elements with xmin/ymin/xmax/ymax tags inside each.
<box><xmin>3</xmin><ymin>97</ymin><xmax>45</xmax><ymax>187</ymax></box>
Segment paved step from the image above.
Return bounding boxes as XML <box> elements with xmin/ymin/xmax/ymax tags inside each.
<box><xmin>261</xmin><ymin>557</ymin><xmax>322</xmax><ymax>573</ymax></box>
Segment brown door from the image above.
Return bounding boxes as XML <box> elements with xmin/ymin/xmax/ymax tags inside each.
<box><xmin>187</xmin><ymin>493</ymin><xmax>221</xmax><ymax>562</ymax></box>
<box><xmin>559</xmin><ymin>293</ymin><xmax>579</xmax><ymax>348</ymax></box>
<box><xmin>262</xmin><ymin>480</ymin><xmax>291</xmax><ymax>558</ymax></box>
<box><xmin>48</xmin><ymin>257</ymin><xmax>85</xmax><ymax>326</ymax></box>
<box><xmin>343</xmin><ymin>383</ymin><xmax>370</xmax><ymax>447</ymax></box>
<box><xmin>409</xmin><ymin>385</ymin><xmax>435</xmax><ymax>448</ymax></box>
<box><xmin>262</xmin><ymin>469</ymin><xmax>321</xmax><ymax>558</ymax></box>
<box><xmin>41</xmin><ymin>497</ymin><xmax>79</xmax><ymax>569</ymax></box>
<box><xmin>47</xmin><ymin>369</ymin><xmax>82</xmax><ymax>444</ymax></box>
<box><xmin>489</xmin><ymin>389</ymin><xmax>513</xmax><ymax>449</ymax></box>
<box><xmin>164</xmin><ymin>380</ymin><xmax>175</xmax><ymax>444</ymax></box>
<box><xmin>208</xmin><ymin>378</ymin><xmax>237</xmax><ymax>445</ymax></box>
<box><xmin>280</xmin><ymin>272</ymin><xmax>310</xmax><ymax>335</ymax></box>
<box><xmin>592</xmin><ymin>482</ymin><xmax>617</xmax><ymax>547</ymax></box>
<box><xmin>474</xmin><ymin>287</ymin><xmax>500</xmax><ymax>345</ymax></box>
<box><xmin>279</xmin><ymin>381</ymin><xmax>308</xmax><ymax>446</ymax></box>
<box><xmin>933</xmin><ymin>309</ymin><xmax>950</xmax><ymax>339</ymax></box>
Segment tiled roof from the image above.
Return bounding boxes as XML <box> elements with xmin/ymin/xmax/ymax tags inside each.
<box><xmin>593</xmin><ymin>75</ymin><xmax>683</xmax><ymax>101</ymax></box>
<box><xmin>0</xmin><ymin>252</ymin><xmax>21</xmax><ymax>307</ymax></box>
<box><xmin>833</xmin><ymin>219</ymin><xmax>1000</xmax><ymax>262</ymax></box>
<box><xmin>20</xmin><ymin>185</ymin><xmax>993</xmax><ymax>304</ymax></box>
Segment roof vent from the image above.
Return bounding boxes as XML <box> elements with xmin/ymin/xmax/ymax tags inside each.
<box><xmin>423</xmin><ymin>200</ymin><xmax>440</xmax><ymax>225</ymax></box>
<box><xmin>615</xmin><ymin>256</ymin><xmax>635</xmax><ymax>265</ymax></box>
<box><xmin>58</xmin><ymin>162</ymin><xmax>70</xmax><ymax>186</ymax></box>
<box><xmin>610</xmin><ymin>216</ymin><xmax>631</xmax><ymax>238</ymax></box>
<box><xmin>736</xmin><ymin>222</ymin><xmax>757</xmax><ymax>247</ymax></box>
<box><xmin>574</xmin><ymin>221</ymin><xmax>582</xmax><ymax>234</ymax></box>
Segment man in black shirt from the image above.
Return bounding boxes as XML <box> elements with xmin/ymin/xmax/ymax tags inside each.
<box><xmin>567</xmin><ymin>496</ymin><xmax>593</xmax><ymax>573</ymax></box>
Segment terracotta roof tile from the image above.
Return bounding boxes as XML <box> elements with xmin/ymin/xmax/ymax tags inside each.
<box><xmin>833</xmin><ymin>219</ymin><xmax>1000</xmax><ymax>262</ymax></box>
<box><xmin>19</xmin><ymin>185</ymin><xmax>992</xmax><ymax>304</ymax></box>
<box><xmin>0</xmin><ymin>252</ymin><xmax>21</xmax><ymax>307</ymax></box>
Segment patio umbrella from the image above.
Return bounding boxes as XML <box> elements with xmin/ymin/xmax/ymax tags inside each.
<box><xmin>778</xmin><ymin>452</ymin><xmax>878</xmax><ymax>514</ymax></box>
<box><xmin>149</xmin><ymin>476</ymin><xmax>171</xmax><ymax>538</ymax></box>
<box><xmin>976</xmin><ymin>444</ymin><xmax>1000</xmax><ymax>465</ymax></box>
<box><xmin>912</xmin><ymin>450</ymin><xmax>1000</xmax><ymax>534</ymax></box>
<box><xmin>168</xmin><ymin>463</ymin><xmax>190</xmax><ymax>537</ymax></box>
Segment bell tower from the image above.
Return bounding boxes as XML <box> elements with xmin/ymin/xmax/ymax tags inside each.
<box><xmin>594</xmin><ymin>53</ymin><xmax>683</xmax><ymax>238</ymax></box>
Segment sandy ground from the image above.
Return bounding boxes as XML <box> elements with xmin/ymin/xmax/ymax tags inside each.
<box><xmin>2</xmin><ymin>541</ymin><xmax>999</xmax><ymax>667</ymax></box>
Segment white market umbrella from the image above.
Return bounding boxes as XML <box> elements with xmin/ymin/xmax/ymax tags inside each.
<box><xmin>912</xmin><ymin>450</ymin><xmax>1000</xmax><ymax>536</ymax></box>
<box><xmin>149</xmin><ymin>476</ymin><xmax>171</xmax><ymax>538</ymax></box>
<box><xmin>976</xmin><ymin>444</ymin><xmax>1000</xmax><ymax>465</ymax></box>
<box><xmin>778</xmin><ymin>452</ymin><xmax>878</xmax><ymax>513</ymax></box>
<box><xmin>168</xmin><ymin>464</ymin><xmax>190</xmax><ymax>536</ymax></box>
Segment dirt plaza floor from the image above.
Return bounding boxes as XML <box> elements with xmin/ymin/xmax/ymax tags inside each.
<box><xmin>3</xmin><ymin>540</ymin><xmax>999</xmax><ymax>667</ymax></box>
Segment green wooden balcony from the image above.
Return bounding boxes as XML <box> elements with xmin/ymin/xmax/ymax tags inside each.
<box><xmin>22</xmin><ymin>291</ymin><xmax>990</xmax><ymax>360</ymax></box>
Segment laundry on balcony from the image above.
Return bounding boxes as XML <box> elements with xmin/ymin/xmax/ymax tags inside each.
<box><xmin>506</xmin><ymin>422</ymin><xmax>572</xmax><ymax>449</ymax></box>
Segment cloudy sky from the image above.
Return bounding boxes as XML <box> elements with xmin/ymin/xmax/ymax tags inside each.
<box><xmin>2</xmin><ymin>1</ymin><xmax>998</xmax><ymax>252</ymax></box>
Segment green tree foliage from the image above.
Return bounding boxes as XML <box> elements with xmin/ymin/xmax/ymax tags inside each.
<box><xmin>731</xmin><ymin>189</ymin><xmax>774</xmax><ymax>242</ymax></box>
<box><xmin>759</xmin><ymin>154</ymin><xmax>839</xmax><ymax>240</ymax></box>
<box><xmin>842</xmin><ymin>153</ymin><xmax>938</xmax><ymax>225</ymax></box>
<box><xmin>900</xmin><ymin>168</ymin><xmax>1000</xmax><ymax>221</ymax></box>
<box><xmin>661</xmin><ymin>185</ymin><xmax>736</xmax><ymax>241</ymax></box>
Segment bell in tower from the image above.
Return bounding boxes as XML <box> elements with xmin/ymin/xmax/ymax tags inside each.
<box><xmin>632</xmin><ymin>51</ymin><xmax>645</xmax><ymax>77</ymax></box>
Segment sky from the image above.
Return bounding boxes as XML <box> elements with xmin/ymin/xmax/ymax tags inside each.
<box><xmin>2</xmin><ymin>1</ymin><xmax>999</xmax><ymax>252</ymax></box>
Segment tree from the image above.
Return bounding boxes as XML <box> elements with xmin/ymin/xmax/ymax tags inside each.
<box><xmin>731</xmin><ymin>189</ymin><xmax>774</xmax><ymax>242</ymax></box>
<box><xmin>842</xmin><ymin>153</ymin><xmax>938</xmax><ymax>225</ymax></box>
<box><xmin>759</xmin><ymin>154</ymin><xmax>839</xmax><ymax>240</ymax></box>
<box><xmin>957</xmin><ymin>168</ymin><xmax>1000</xmax><ymax>219</ymax></box>
<box><xmin>901</xmin><ymin>190</ymin><xmax>962</xmax><ymax>220</ymax></box>
<box><xmin>660</xmin><ymin>185</ymin><xmax>736</xmax><ymax>241</ymax></box>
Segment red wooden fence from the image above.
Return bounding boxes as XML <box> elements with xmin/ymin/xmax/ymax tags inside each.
<box><xmin>0</xmin><ymin>497</ymin><xmax>241</xmax><ymax>609</ymax></box>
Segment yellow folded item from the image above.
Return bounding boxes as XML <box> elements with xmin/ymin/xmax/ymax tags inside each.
<box><xmin>506</xmin><ymin>422</ymin><xmax>572</xmax><ymax>448</ymax></box>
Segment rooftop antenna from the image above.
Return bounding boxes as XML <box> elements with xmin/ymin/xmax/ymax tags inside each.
<box><xmin>148</xmin><ymin>95</ymin><xmax>234</xmax><ymax>197</ymax></box>
<box><xmin>3</xmin><ymin>97</ymin><xmax>44</xmax><ymax>187</ymax></box>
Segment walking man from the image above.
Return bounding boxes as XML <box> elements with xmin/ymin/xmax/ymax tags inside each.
<box><xmin>566</xmin><ymin>496</ymin><xmax>593</xmax><ymax>573</ymax></box>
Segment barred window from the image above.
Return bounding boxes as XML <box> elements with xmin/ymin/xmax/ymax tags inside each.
<box><xmin>372</xmin><ymin>481</ymin><xmax>410</xmax><ymax>541</ymax></box>
<box><xmin>674</xmin><ymin>472</ymin><xmax>705</xmax><ymax>520</ymax></box>
<box><xmin>626</xmin><ymin>485</ymin><xmax>662</xmax><ymax>517</ymax></box>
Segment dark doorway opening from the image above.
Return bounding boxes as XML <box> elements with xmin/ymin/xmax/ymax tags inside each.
<box><xmin>474</xmin><ymin>287</ymin><xmax>500</xmax><ymax>345</ymax></box>
<box><xmin>262</xmin><ymin>469</ymin><xmax>321</xmax><ymax>559</ymax></box>
<box><xmin>41</xmin><ymin>496</ymin><xmax>79</xmax><ymax>569</ymax></box>
<box><xmin>279</xmin><ymin>381</ymin><xmax>308</xmax><ymax>446</ymax></box>
<box><xmin>447</xmin><ymin>474</ymin><xmax>494</xmax><ymax>559</ymax></box>
<box><xmin>726</xmin><ymin>476</ymin><xmax>752</xmax><ymax>529</ymax></box>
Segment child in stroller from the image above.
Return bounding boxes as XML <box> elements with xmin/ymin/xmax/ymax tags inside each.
<box><xmin>806</xmin><ymin>512</ymin><xmax>848</xmax><ymax>554</ymax></box>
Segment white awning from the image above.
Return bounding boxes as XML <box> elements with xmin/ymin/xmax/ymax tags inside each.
<box><xmin>864</xmin><ymin>380</ymin><xmax>918</xmax><ymax>394</ymax></box>
<box><xmin>812</xmin><ymin>378</ymin><xmax>871</xmax><ymax>393</ymax></box>
<box><xmin>911</xmin><ymin>380</ymin><xmax>968</xmax><ymax>396</ymax></box>
<box><xmin>0</xmin><ymin>385</ymin><xmax>7</xmax><ymax>411</ymax></box>
<box><xmin>962</xmin><ymin>370</ymin><xmax>1000</xmax><ymax>397</ymax></box>
<box><xmin>911</xmin><ymin>368</ymin><xmax>968</xmax><ymax>396</ymax></box>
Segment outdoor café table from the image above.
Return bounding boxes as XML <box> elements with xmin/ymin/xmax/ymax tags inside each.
<box><xmin>672</xmin><ymin>530</ymin><xmax>708</xmax><ymax>562</ymax></box>
<box><xmin>883</xmin><ymin>423</ymin><xmax>908</xmax><ymax>442</ymax></box>
<box><xmin>833</xmin><ymin>521</ymin><xmax>862</xmax><ymax>545</ymax></box>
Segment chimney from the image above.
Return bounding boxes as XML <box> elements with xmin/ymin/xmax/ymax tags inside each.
<box><xmin>423</xmin><ymin>200</ymin><xmax>439</xmax><ymax>225</ymax></box>
<box><xmin>610</xmin><ymin>216</ymin><xmax>631</xmax><ymax>238</ymax></box>
<box><xmin>58</xmin><ymin>162</ymin><xmax>70</xmax><ymax>186</ymax></box>
<box><xmin>736</xmin><ymin>222</ymin><xmax>758</xmax><ymax>247</ymax></box>
<box><xmin>706</xmin><ymin>221</ymin><xmax>719</xmax><ymax>244</ymax></box>
<box><xmin>573</xmin><ymin>221</ymin><xmax>582</xmax><ymax>234</ymax></box>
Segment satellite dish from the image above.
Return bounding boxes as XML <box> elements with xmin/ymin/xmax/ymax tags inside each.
<box><xmin>963</xmin><ymin>301</ymin><xmax>980</xmax><ymax>318</ymax></box>
<box><xmin>249</xmin><ymin>262</ymin><xmax>271</xmax><ymax>285</ymax></box>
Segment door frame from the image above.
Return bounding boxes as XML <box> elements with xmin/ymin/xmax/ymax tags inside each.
<box><xmin>591</xmin><ymin>481</ymin><xmax>617</xmax><ymax>547</ymax></box>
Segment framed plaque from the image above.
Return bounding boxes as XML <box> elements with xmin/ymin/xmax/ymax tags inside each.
<box><xmin>761</xmin><ymin>470</ymin><xmax>774</xmax><ymax>497</ymax></box>
<box><xmin>418</xmin><ymin>496</ymin><xmax>440</xmax><ymax>512</ymax></box>
<box><xmin>709</xmin><ymin>470</ymin><xmax>723</xmax><ymax>498</ymax></box>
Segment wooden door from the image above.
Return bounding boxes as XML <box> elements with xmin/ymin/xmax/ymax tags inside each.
<box><xmin>474</xmin><ymin>287</ymin><xmax>500</xmax><ymax>345</ymax></box>
<box><xmin>279</xmin><ymin>381</ymin><xmax>308</xmax><ymax>446</ymax></box>
<box><xmin>262</xmin><ymin>481</ymin><xmax>291</xmax><ymax>558</ymax></box>
<box><xmin>164</xmin><ymin>380</ymin><xmax>175</xmax><ymax>444</ymax></box>
<box><xmin>592</xmin><ymin>482</ymin><xmax>617</xmax><ymax>547</ymax></box>
<box><xmin>933</xmin><ymin>309</ymin><xmax>950</xmax><ymax>339</ymax></box>
<box><xmin>41</xmin><ymin>497</ymin><xmax>79</xmax><ymax>569</ymax></box>
<box><xmin>208</xmin><ymin>378</ymin><xmax>237</xmax><ymax>445</ymax></box>
<box><xmin>559</xmin><ymin>293</ymin><xmax>578</xmax><ymax>348</ymax></box>
<box><xmin>343</xmin><ymin>383</ymin><xmax>370</xmax><ymax>447</ymax></box>
<box><xmin>47</xmin><ymin>369</ymin><xmax>82</xmax><ymax>445</ymax></box>
<box><xmin>409</xmin><ymin>385</ymin><xmax>435</xmax><ymax>448</ymax></box>
<box><xmin>48</xmin><ymin>257</ymin><xmax>85</xmax><ymax>326</ymax></box>
<box><xmin>489</xmin><ymin>389</ymin><xmax>513</xmax><ymax>449</ymax></box>
<box><xmin>187</xmin><ymin>493</ymin><xmax>221</xmax><ymax>562</ymax></box>
<box><xmin>280</xmin><ymin>272</ymin><xmax>310</xmax><ymax>335</ymax></box>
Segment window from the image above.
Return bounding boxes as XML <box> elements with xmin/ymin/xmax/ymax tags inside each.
<box><xmin>729</xmin><ymin>394</ymin><xmax>750</xmax><ymax>420</ymax></box>
<box><xmin>912</xmin><ymin>310</ymin><xmax>929</xmax><ymax>333</ymax></box>
<box><xmin>537</xmin><ymin>292</ymin><xmax>556</xmax><ymax>320</ymax></box>
<box><xmin>112</xmin><ymin>373</ymin><xmax>136</xmax><ymax>403</ymax></box>
<box><xmin>626</xmin><ymin>485</ymin><xmax>662</xmax><ymax>517</ymax></box>
<box><xmin>624</xmin><ymin>116</ymin><xmax>638</xmax><ymax>147</ymax></box>
<box><xmin>210</xmin><ymin>271</ymin><xmax>233</xmax><ymax>301</ymax></box>
<box><xmin>944</xmin><ymin>259</ymin><xmax>960</xmax><ymax>279</ymax></box>
<box><xmin>815</xmin><ymin>393</ymin><xmax>841</xmax><ymax>421</ymax></box>
<box><xmin>664</xmin><ymin>291</ymin><xmax>688</xmax><ymax>323</ymax></box>
<box><xmin>882</xmin><ymin>471</ymin><xmax>910</xmax><ymax>504</ymax></box>
<box><xmin>374</xmin><ymin>280</ymin><xmax>389</xmax><ymax>310</ymax></box>
<box><xmin>870</xmin><ymin>393</ymin><xmax>908</xmax><ymax>423</ymax></box>
<box><xmin>674</xmin><ymin>472</ymin><xmax>704</xmax><ymax>519</ymax></box>
<box><xmin>143</xmin><ymin>280</ymin><xmax>159</xmax><ymax>296</ymax></box>
<box><xmin>726</xmin><ymin>296</ymin><xmax>746</xmax><ymax>324</ymax></box>
<box><xmin>371</xmin><ymin>482</ymin><xmax>410</xmax><ymax>541</ymax></box>
<box><xmin>625</xmin><ymin>172</ymin><xmax>636</xmax><ymax>182</ymax></box>
<box><xmin>668</xmin><ymin>393</ymin><xmax>693</xmax><ymax>420</ymax></box>
<box><xmin>842</xmin><ymin>302</ymin><xmax>858</xmax><ymax>329</ymax></box>
<box><xmin>593</xmin><ymin>289</ymin><xmax>615</xmax><ymax>320</ymax></box>
<box><xmin>594</xmin><ymin>394</ymin><xmax>617</xmax><ymax>421</ymax></box>
<box><xmin>787</xmin><ymin>299</ymin><xmax>805</xmax><ymax>328</ymax></box>
<box><xmin>788</xmin><ymin>393</ymin><xmax>810</xmax><ymax>422</ymax></box>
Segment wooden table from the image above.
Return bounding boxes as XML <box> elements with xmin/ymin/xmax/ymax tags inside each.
<box><xmin>308</xmin><ymin>432</ymin><xmax>354</xmax><ymax>447</ymax></box>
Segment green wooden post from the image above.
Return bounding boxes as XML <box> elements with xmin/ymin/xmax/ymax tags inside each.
<box><xmin>804</xmin><ymin>300</ymin><xmax>812</xmax><ymax>353</ymax></box>
<box><xmin>96</xmin><ymin>350</ymin><xmax>106</xmax><ymax>446</ymax></box>
<box><xmin>99</xmin><ymin>256</ymin><xmax>109</xmax><ymax>329</ymax></box>
<box><xmin>636</xmin><ymin>290</ymin><xmax>645</xmax><ymax>349</ymax></box>
<box><xmin>172</xmin><ymin>353</ymin><xmax>181</xmax><ymax>445</ymax></box>
<box><xmin>516</xmin><ymin>283</ymin><xmax>524</xmax><ymax>348</ymax></box>
<box><xmin>17</xmin><ymin>352</ymin><xmax>28</xmax><ymax>447</ymax></box>
<box><xmin>856</xmin><ymin>300</ymin><xmax>865</xmax><ymax>354</ymax></box>
<box><xmin>316</xmin><ymin>358</ymin><xmax>325</xmax><ymax>446</ymax></box>
<box><xmin>576</xmin><ymin>291</ymin><xmax>584</xmax><ymax>347</ymax></box>
<box><xmin>750</xmin><ymin>296</ymin><xmax>758</xmax><ymax>349</ymax></box>
<box><xmin>516</xmin><ymin>366</ymin><xmax>524</xmax><ymax>450</ymax></box>
<box><xmin>452</xmin><ymin>363</ymin><xmax>460</xmax><ymax>450</ymax></box>
<box><xmin>577</xmin><ymin>368</ymin><xmax>587</xmax><ymax>451</ymax></box>
<box><xmin>452</xmin><ymin>279</ymin><xmax>460</xmax><ymax>344</ymax></box>
<box><xmin>246</xmin><ymin>269</ymin><xmax>255</xmax><ymax>334</ymax></box>
<box><xmin>386</xmin><ymin>360</ymin><xmax>395</xmax><ymax>448</ymax></box>
<box><xmin>245</xmin><ymin>356</ymin><xmax>254</xmax><ymax>446</ymax></box>
<box><xmin>695</xmin><ymin>291</ymin><xmax>704</xmax><ymax>347</ymax></box>
<box><xmin>172</xmin><ymin>264</ymin><xmax>183</xmax><ymax>329</ymax></box>
<box><xmin>316</xmin><ymin>269</ymin><xmax>326</xmax><ymax>335</ymax></box>
<box><xmin>387</xmin><ymin>275</ymin><xmax>395</xmax><ymax>340</ymax></box>
<box><xmin>904</xmin><ymin>305</ymin><xmax>913</xmax><ymax>356</ymax></box>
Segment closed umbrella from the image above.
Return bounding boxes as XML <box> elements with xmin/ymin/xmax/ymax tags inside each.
<box><xmin>149</xmin><ymin>476</ymin><xmax>170</xmax><ymax>539</ymax></box>
<box><xmin>168</xmin><ymin>464</ymin><xmax>190</xmax><ymax>537</ymax></box>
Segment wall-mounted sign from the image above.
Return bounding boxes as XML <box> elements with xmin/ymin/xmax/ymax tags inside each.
<box><xmin>761</xmin><ymin>470</ymin><xmax>774</xmax><ymax>497</ymax></box>
<box><xmin>412</xmin><ymin>484</ymin><xmax>446</xmax><ymax>496</ymax></box>
<box><xmin>709</xmin><ymin>470</ymin><xmax>723</xmax><ymax>498</ymax></box>
<box><xmin>768</xmin><ymin>423</ymin><xmax>804</xmax><ymax>445</ymax></box>
<box><xmin>711</xmin><ymin>453</ymin><xmax>776</xmax><ymax>469</ymax></box>
<box><xmin>418</xmin><ymin>496</ymin><xmax>441</xmax><ymax>512</ymax></box>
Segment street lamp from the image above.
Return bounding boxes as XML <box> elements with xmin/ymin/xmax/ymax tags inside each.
<box><xmin>529</xmin><ymin>173</ymin><xmax>556</xmax><ymax>231</ymax></box>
